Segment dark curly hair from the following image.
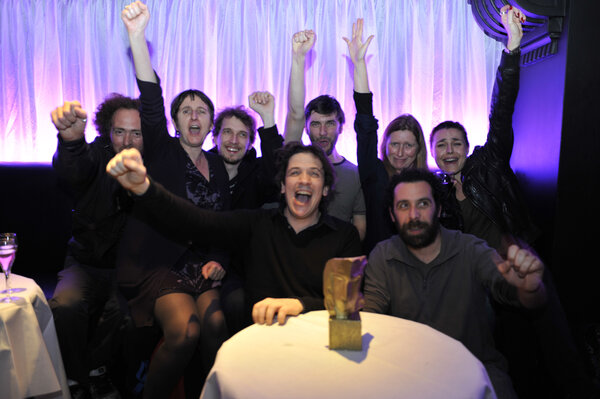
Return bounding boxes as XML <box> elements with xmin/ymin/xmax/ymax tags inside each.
<box><xmin>93</xmin><ymin>93</ymin><xmax>140</xmax><ymax>138</ymax></box>
<box><xmin>213</xmin><ymin>106</ymin><xmax>257</xmax><ymax>144</ymax></box>
<box><xmin>274</xmin><ymin>142</ymin><xmax>336</xmax><ymax>214</ymax></box>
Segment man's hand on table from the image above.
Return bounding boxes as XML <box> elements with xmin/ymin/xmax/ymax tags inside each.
<box><xmin>252</xmin><ymin>298</ymin><xmax>304</xmax><ymax>325</ymax></box>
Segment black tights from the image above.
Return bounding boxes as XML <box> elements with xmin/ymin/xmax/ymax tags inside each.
<box><xmin>143</xmin><ymin>289</ymin><xmax>228</xmax><ymax>399</ymax></box>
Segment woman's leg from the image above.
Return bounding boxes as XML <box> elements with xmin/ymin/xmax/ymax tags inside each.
<box><xmin>184</xmin><ymin>288</ymin><xmax>228</xmax><ymax>398</ymax></box>
<box><xmin>144</xmin><ymin>293</ymin><xmax>200</xmax><ymax>399</ymax></box>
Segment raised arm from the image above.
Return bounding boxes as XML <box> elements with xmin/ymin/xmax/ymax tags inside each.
<box><xmin>343</xmin><ymin>18</ymin><xmax>374</xmax><ymax>94</ymax></box>
<box><xmin>51</xmin><ymin>101</ymin><xmax>88</xmax><ymax>143</ymax></box>
<box><xmin>122</xmin><ymin>1</ymin><xmax>171</xmax><ymax>154</ymax></box>
<box><xmin>249</xmin><ymin>91</ymin><xmax>284</xmax><ymax>204</ymax></box>
<box><xmin>346</xmin><ymin>19</ymin><xmax>379</xmax><ymax>188</ymax></box>
<box><xmin>51</xmin><ymin>101</ymin><xmax>96</xmax><ymax>188</ymax></box>
<box><xmin>107</xmin><ymin>148</ymin><xmax>256</xmax><ymax>244</ymax></box>
<box><xmin>284</xmin><ymin>30</ymin><xmax>316</xmax><ymax>143</ymax></box>
<box><xmin>502</xmin><ymin>5</ymin><xmax>525</xmax><ymax>52</ymax></box>
<box><xmin>249</xmin><ymin>91</ymin><xmax>275</xmax><ymax>129</ymax></box>
<box><xmin>485</xmin><ymin>5</ymin><xmax>525</xmax><ymax>160</ymax></box>
<box><xmin>121</xmin><ymin>1</ymin><xmax>156</xmax><ymax>83</ymax></box>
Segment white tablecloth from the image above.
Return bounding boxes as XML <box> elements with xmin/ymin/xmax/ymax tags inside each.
<box><xmin>0</xmin><ymin>274</ymin><xmax>70</xmax><ymax>399</ymax></box>
<box><xmin>201</xmin><ymin>310</ymin><xmax>496</xmax><ymax>399</ymax></box>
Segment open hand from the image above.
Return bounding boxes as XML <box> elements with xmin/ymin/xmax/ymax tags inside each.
<box><xmin>343</xmin><ymin>18</ymin><xmax>374</xmax><ymax>64</ymax></box>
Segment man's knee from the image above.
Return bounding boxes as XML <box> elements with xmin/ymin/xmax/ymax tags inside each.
<box><xmin>50</xmin><ymin>290</ymin><xmax>89</xmax><ymax>323</ymax></box>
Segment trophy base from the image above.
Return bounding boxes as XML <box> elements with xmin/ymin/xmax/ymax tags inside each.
<box><xmin>329</xmin><ymin>316</ymin><xmax>362</xmax><ymax>350</ymax></box>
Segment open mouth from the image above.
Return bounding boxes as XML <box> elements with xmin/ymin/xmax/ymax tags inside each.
<box><xmin>406</xmin><ymin>221</ymin><xmax>427</xmax><ymax>233</ymax></box>
<box><xmin>295</xmin><ymin>190</ymin><xmax>312</xmax><ymax>204</ymax></box>
<box><xmin>189</xmin><ymin>124</ymin><xmax>201</xmax><ymax>134</ymax></box>
<box><xmin>317</xmin><ymin>139</ymin><xmax>330</xmax><ymax>148</ymax></box>
<box><xmin>225</xmin><ymin>146</ymin><xmax>240</xmax><ymax>154</ymax></box>
<box><xmin>443</xmin><ymin>157</ymin><xmax>458</xmax><ymax>164</ymax></box>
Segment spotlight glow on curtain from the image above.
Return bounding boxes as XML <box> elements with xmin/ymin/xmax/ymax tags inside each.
<box><xmin>0</xmin><ymin>0</ymin><xmax>503</xmax><ymax>165</ymax></box>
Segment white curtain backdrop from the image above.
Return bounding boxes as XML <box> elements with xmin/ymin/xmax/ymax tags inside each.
<box><xmin>0</xmin><ymin>0</ymin><xmax>503</xmax><ymax>165</ymax></box>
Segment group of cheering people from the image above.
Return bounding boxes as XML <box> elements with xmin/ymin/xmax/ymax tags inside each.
<box><xmin>47</xmin><ymin>2</ymin><xmax>596</xmax><ymax>399</ymax></box>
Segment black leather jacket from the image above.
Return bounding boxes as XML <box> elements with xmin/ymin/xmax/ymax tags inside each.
<box><xmin>439</xmin><ymin>51</ymin><xmax>539</xmax><ymax>246</ymax></box>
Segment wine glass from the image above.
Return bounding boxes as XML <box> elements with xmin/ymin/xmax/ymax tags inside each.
<box><xmin>0</xmin><ymin>232</ymin><xmax>21</xmax><ymax>303</ymax></box>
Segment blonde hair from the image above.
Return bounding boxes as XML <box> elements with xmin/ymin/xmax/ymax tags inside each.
<box><xmin>380</xmin><ymin>114</ymin><xmax>428</xmax><ymax>176</ymax></box>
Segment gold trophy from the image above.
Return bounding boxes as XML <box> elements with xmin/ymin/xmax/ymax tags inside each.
<box><xmin>323</xmin><ymin>256</ymin><xmax>367</xmax><ymax>350</ymax></box>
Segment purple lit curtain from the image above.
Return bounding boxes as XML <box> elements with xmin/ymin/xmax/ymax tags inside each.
<box><xmin>0</xmin><ymin>0</ymin><xmax>503</xmax><ymax>164</ymax></box>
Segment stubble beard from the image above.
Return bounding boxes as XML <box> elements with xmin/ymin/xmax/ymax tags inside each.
<box><xmin>222</xmin><ymin>156</ymin><xmax>242</xmax><ymax>166</ymax></box>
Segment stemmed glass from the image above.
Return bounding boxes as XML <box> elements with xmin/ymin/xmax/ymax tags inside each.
<box><xmin>0</xmin><ymin>232</ymin><xmax>21</xmax><ymax>303</ymax></box>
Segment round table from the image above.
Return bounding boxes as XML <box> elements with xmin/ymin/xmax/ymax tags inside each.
<box><xmin>201</xmin><ymin>310</ymin><xmax>496</xmax><ymax>399</ymax></box>
<box><xmin>0</xmin><ymin>274</ymin><xmax>70</xmax><ymax>399</ymax></box>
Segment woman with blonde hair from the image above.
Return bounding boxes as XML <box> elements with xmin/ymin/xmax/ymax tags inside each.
<box><xmin>344</xmin><ymin>19</ymin><xmax>428</xmax><ymax>253</ymax></box>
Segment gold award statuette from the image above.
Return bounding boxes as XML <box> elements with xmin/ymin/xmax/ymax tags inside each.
<box><xmin>323</xmin><ymin>256</ymin><xmax>367</xmax><ymax>350</ymax></box>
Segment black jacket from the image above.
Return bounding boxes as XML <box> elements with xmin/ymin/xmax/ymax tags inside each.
<box><xmin>440</xmin><ymin>51</ymin><xmax>539</xmax><ymax>246</ymax></box>
<box><xmin>208</xmin><ymin>124</ymin><xmax>283</xmax><ymax>210</ymax></box>
<box><xmin>53</xmin><ymin>134</ymin><xmax>131</xmax><ymax>269</ymax></box>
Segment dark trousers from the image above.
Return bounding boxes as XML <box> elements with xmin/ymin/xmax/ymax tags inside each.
<box><xmin>219</xmin><ymin>271</ymin><xmax>250</xmax><ymax>336</ymax></box>
<box><xmin>49</xmin><ymin>256</ymin><xmax>124</xmax><ymax>386</ymax></box>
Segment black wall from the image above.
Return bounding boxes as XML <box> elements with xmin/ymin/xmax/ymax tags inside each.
<box><xmin>0</xmin><ymin>164</ymin><xmax>73</xmax><ymax>287</ymax></box>
<box><xmin>552</xmin><ymin>0</ymin><xmax>600</xmax><ymax>324</ymax></box>
<box><xmin>513</xmin><ymin>0</ymin><xmax>599</xmax><ymax>327</ymax></box>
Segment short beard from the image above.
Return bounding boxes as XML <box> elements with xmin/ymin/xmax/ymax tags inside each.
<box><xmin>222</xmin><ymin>156</ymin><xmax>242</xmax><ymax>165</ymax></box>
<box><xmin>310</xmin><ymin>131</ymin><xmax>339</xmax><ymax>157</ymax></box>
<box><xmin>325</xmin><ymin>143</ymin><xmax>334</xmax><ymax>156</ymax></box>
<box><xmin>397</xmin><ymin>217</ymin><xmax>439</xmax><ymax>249</ymax></box>
<box><xmin>327</xmin><ymin>134</ymin><xmax>339</xmax><ymax>156</ymax></box>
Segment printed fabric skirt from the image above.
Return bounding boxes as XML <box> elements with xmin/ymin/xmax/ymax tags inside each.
<box><xmin>124</xmin><ymin>249</ymin><xmax>222</xmax><ymax>328</ymax></box>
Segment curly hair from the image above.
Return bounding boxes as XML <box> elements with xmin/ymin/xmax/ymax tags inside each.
<box><xmin>274</xmin><ymin>142</ymin><xmax>336</xmax><ymax>214</ymax></box>
<box><xmin>213</xmin><ymin>106</ymin><xmax>257</xmax><ymax>144</ymax></box>
<box><xmin>93</xmin><ymin>93</ymin><xmax>140</xmax><ymax>138</ymax></box>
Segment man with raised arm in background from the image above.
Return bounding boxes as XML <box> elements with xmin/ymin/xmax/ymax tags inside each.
<box><xmin>284</xmin><ymin>29</ymin><xmax>367</xmax><ymax>242</ymax></box>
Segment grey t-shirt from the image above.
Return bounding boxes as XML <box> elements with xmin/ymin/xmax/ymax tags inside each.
<box><xmin>328</xmin><ymin>158</ymin><xmax>366</xmax><ymax>223</ymax></box>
